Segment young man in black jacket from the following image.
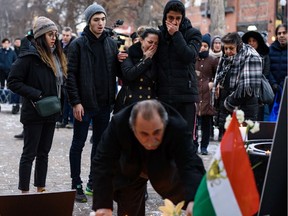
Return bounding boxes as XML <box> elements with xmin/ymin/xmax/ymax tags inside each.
<box><xmin>66</xmin><ymin>3</ymin><xmax>126</xmax><ymax>202</ymax></box>
<box><xmin>156</xmin><ymin>0</ymin><xmax>202</xmax><ymax>144</ymax></box>
<box><xmin>91</xmin><ymin>100</ymin><xmax>205</xmax><ymax>216</ymax></box>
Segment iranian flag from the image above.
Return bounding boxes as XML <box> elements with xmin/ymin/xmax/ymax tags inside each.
<box><xmin>193</xmin><ymin>112</ymin><xmax>259</xmax><ymax>216</ymax></box>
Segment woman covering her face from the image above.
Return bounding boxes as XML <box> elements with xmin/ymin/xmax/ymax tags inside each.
<box><xmin>114</xmin><ymin>28</ymin><xmax>160</xmax><ymax>113</ymax></box>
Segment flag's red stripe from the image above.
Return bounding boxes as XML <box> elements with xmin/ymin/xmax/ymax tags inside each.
<box><xmin>220</xmin><ymin>112</ymin><xmax>260</xmax><ymax>216</ymax></box>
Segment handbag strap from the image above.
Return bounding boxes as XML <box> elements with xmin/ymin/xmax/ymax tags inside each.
<box><xmin>56</xmin><ymin>83</ymin><xmax>61</xmax><ymax>99</ymax></box>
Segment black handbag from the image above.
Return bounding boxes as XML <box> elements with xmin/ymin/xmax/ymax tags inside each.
<box><xmin>32</xmin><ymin>96</ymin><xmax>61</xmax><ymax>117</ymax></box>
<box><xmin>259</xmin><ymin>75</ymin><xmax>274</xmax><ymax>105</ymax></box>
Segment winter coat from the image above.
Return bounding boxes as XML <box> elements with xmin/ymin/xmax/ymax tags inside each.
<box><xmin>61</xmin><ymin>36</ymin><xmax>76</xmax><ymax>56</ymax></box>
<box><xmin>66</xmin><ymin>30</ymin><xmax>121</xmax><ymax>111</ymax></box>
<box><xmin>7</xmin><ymin>37</ymin><xmax>59</xmax><ymax>124</ymax></box>
<box><xmin>196</xmin><ymin>55</ymin><xmax>218</xmax><ymax>116</ymax></box>
<box><xmin>269</xmin><ymin>40</ymin><xmax>287</xmax><ymax>89</ymax></box>
<box><xmin>114</xmin><ymin>42</ymin><xmax>156</xmax><ymax>113</ymax></box>
<box><xmin>215</xmin><ymin>44</ymin><xmax>262</xmax><ymax>124</ymax></box>
<box><xmin>92</xmin><ymin>102</ymin><xmax>205</xmax><ymax>210</ymax></box>
<box><xmin>156</xmin><ymin>3</ymin><xmax>202</xmax><ymax>103</ymax></box>
<box><xmin>0</xmin><ymin>48</ymin><xmax>17</xmax><ymax>73</ymax></box>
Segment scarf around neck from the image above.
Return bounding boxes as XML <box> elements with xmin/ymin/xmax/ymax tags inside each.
<box><xmin>216</xmin><ymin>44</ymin><xmax>262</xmax><ymax>97</ymax></box>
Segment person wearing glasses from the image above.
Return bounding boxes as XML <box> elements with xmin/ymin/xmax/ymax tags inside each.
<box><xmin>214</xmin><ymin>32</ymin><xmax>262</xmax><ymax>136</ymax></box>
<box><xmin>8</xmin><ymin>16</ymin><xmax>67</xmax><ymax>193</ymax></box>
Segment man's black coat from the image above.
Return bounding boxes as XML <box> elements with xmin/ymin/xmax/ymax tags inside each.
<box><xmin>92</xmin><ymin>102</ymin><xmax>205</xmax><ymax>210</ymax></box>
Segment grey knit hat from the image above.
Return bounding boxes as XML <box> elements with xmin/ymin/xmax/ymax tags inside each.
<box><xmin>84</xmin><ymin>3</ymin><xmax>107</xmax><ymax>24</ymax></box>
<box><xmin>33</xmin><ymin>16</ymin><xmax>58</xmax><ymax>39</ymax></box>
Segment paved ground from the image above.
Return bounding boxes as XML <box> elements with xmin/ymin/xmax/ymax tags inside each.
<box><xmin>0</xmin><ymin>104</ymin><xmax>219</xmax><ymax>215</ymax></box>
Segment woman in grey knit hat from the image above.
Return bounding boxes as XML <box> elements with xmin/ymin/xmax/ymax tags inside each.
<box><xmin>8</xmin><ymin>16</ymin><xmax>67</xmax><ymax>193</ymax></box>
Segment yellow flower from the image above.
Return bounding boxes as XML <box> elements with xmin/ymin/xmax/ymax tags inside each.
<box><xmin>158</xmin><ymin>199</ymin><xmax>185</xmax><ymax>216</ymax></box>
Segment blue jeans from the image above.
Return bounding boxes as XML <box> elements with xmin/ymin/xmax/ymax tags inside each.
<box><xmin>69</xmin><ymin>106</ymin><xmax>111</xmax><ymax>188</ymax></box>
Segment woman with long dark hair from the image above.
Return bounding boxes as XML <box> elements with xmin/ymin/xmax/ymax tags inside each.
<box><xmin>8</xmin><ymin>16</ymin><xmax>67</xmax><ymax>193</ymax></box>
<box><xmin>114</xmin><ymin>28</ymin><xmax>160</xmax><ymax>113</ymax></box>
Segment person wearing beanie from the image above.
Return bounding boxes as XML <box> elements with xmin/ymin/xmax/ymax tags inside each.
<box><xmin>33</xmin><ymin>16</ymin><xmax>58</xmax><ymax>39</ymax></box>
<box><xmin>242</xmin><ymin>31</ymin><xmax>270</xmax><ymax>120</ymax></box>
<box><xmin>209</xmin><ymin>35</ymin><xmax>223</xmax><ymax>59</ymax></box>
<box><xmin>84</xmin><ymin>2</ymin><xmax>107</xmax><ymax>24</ymax></box>
<box><xmin>66</xmin><ymin>3</ymin><xmax>126</xmax><ymax>203</ymax></box>
<box><xmin>7</xmin><ymin>16</ymin><xmax>67</xmax><ymax>193</ymax></box>
<box><xmin>155</xmin><ymin>0</ymin><xmax>202</xmax><ymax>164</ymax></box>
<box><xmin>195</xmin><ymin>33</ymin><xmax>219</xmax><ymax>155</ymax></box>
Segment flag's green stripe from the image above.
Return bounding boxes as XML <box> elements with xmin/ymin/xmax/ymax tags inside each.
<box><xmin>193</xmin><ymin>174</ymin><xmax>216</xmax><ymax>216</ymax></box>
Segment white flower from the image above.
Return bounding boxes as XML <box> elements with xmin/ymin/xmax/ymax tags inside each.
<box><xmin>236</xmin><ymin>110</ymin><xmax>245</xmax><ymax>124</ymax></box>
<box><xmin>224</xmin><ymin>115</ymin><xmax>232</xmax><ymax>129</ymax></box>
<box><xmin>245</xmin><ymin>119</ymin><xmax>254</xmax><ymax>128</ymax></box>
<box><xmin>250</xmin><ymin>121</ymin><xmax>260</xmax><ymax>133</ymax></box>
<box><xmin>224</xmin><ymin>110</ymin><xmax>260</xmax><ymax>137</ymax></box>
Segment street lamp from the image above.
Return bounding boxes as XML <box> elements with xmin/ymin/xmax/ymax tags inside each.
<box><xmin>280</xmin><ymin>0</ymin><xmax>287</xmax><ymax>23</ymax></box>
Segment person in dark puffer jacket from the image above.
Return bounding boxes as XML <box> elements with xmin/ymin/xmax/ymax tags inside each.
<box><xmin>8</xmin><ymin>16</ymin><xmax>67</xmax><ymax>193</ymax></box>
<box><xmin>156</xmin><ymin>0</ymin><xmax>202</xmax><ymax>144</ymax></box>
<box><xmin>268</xmin><ymin>24</ymin><xmax>287</xmax><ymax>104</ymax></box>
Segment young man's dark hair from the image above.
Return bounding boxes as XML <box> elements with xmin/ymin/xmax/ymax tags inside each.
<box><xmin>155</xmin><ymin>0</ymin><xmax>202</xmax><ymax>147</ymax></box>
<box><xmin>1</xmin><ymin>38</ymin><xmax>10</xmax><ymax>43</ymax></box>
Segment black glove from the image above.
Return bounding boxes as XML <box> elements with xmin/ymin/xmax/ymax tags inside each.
<box><xmin>272</xmin><ymin>83</ymin><xmax>280</xmax><ymax>92</ymax></box>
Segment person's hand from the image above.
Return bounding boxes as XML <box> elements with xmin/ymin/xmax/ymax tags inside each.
<box><xmin>208</xmin><ymin>82</ymin><xmax>214</xmax><ymax>90</ymax></box>
<box><xmin>143</xmin><ymin>45</ymin><xmax>158</xmax><ymax>59</ymax></box>
<box><xmin>272</xmin><ymin>83</ymin><xmax>280</xmax><ymax>92</ymax></box>
<box><xmin>95</xmin><ymin>208</ymin><xmax>112</xmax><ymax>216</ymax></box>
<box><xmin>117</xmin><ymin>51</ymin><xmax>128</xmax><ymax>62</ymax></box>
<box><xmin>186</xmin><ymin>201</ymin><xmax>194</xmax><ymax>216</ymax></box>
<box><xmin>165</xmin><ymin>20</ymin><xmax>179</xmax><ymax>36</ymax></box>
<box><xmin>73</xmin><ymin>104</ymin><xmax>84</xmax><ymax>122</ymax></box>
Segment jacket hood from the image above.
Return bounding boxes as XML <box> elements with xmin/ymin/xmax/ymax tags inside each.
<box><xmin>242</xmin><ymin>31</ymin><xmax>269</xmax><ymax>55</ymax></box>
<box><xmin>18</xmin><ymin>36</ymin><xmax>38</xmax><ymax>58</ymax></box>
<box><xmin>162</xmin><ymin>0</ymin><xmax>187</xmax><ymax>33</ymax></box>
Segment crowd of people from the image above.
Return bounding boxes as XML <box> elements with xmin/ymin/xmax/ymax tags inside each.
<box><xmin>1</xmin><ymin>0</ymin><xmax>287</xmax><ymax>215</ymax></box>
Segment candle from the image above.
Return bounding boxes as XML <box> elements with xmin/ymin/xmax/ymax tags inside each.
<box><xmin>239</xmin><ymin>126</ymin><xmax>247</xmax><ymax>141</ymax></box>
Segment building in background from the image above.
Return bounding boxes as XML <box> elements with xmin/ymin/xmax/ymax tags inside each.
<box><xmin>185</xmin><ymin>0</ymin><xmax>287</xmax><ymax>44</ymax></box>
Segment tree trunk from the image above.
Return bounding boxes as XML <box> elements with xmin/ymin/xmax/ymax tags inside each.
<box><xmin>209</xmin><ymin>0</ymin><xmax>226</xmax><ymax>36</ymax></box>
